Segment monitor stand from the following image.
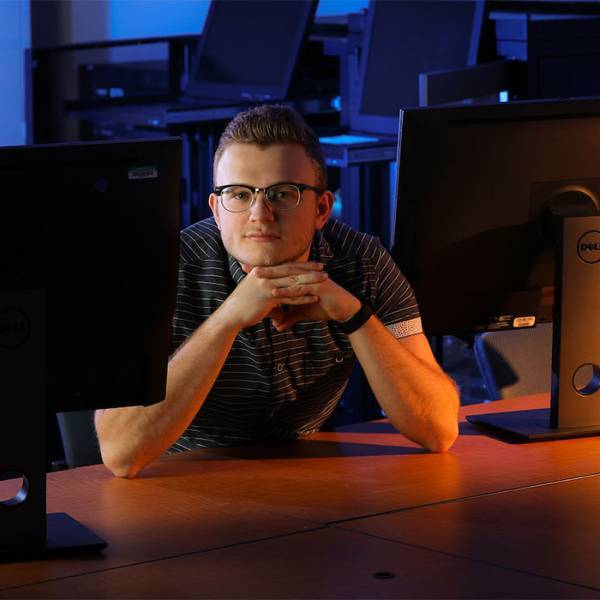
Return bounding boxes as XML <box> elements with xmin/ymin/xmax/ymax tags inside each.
<box><xmin>47</xmin><ymin>513</ymin><xmax>107</xmax><ymax>555</ymax></box>
<box><xmin>467</xmin><ymin>408</ymin><xmax>600</xmax><ymax>442</ymax></box>
<box><xmin>0</xmin><ymin>290</ymin><xmax>106</xmax><ymax>560</ymax></box>
<box><xmin>467</xmin><ymin>210</ymin><xmax>600</xmax><ymax>442</ymax></box>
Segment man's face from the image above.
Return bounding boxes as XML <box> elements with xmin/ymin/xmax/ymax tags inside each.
<box><xmin>209</xmin><ymin>143</ymin><xmax>332</xmax><ymax>267</ymax></box>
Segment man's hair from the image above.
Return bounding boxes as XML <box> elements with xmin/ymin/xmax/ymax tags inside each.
<box><xmin>213</xmin><ymin>104</ymin><xmax>327</xmax><ymax>188</ymax></box>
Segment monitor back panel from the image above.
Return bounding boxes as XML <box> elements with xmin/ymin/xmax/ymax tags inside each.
<box><xmin>0</xmin><ymin>139</ymin><xmax>181</xmax><ymax>411</ymax></box>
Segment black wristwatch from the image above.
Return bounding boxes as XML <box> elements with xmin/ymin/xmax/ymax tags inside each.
<box><xmin>337</xmin><ymin>302</ymin><xmax>374</xmax><ymax>335</ymax></box>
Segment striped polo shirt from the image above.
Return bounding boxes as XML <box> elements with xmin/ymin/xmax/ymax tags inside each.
<box><xmin>170</xmin><ymin>217</ymin><xmax>422</xmax><ymax>449</ymax></box>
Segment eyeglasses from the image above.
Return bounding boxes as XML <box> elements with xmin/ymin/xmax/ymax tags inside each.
<box><xmin>213</xmin><ymin>182</ymin><xmax>323</xmax><ymax>213</ymax></box>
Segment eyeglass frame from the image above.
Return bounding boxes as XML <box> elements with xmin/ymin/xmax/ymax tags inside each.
<box><xmin>212</xmin><ymin>182</ymin><xmax>324</xmax><ymax>213</ymax></box>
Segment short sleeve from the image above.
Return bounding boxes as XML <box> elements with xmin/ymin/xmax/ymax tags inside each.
<box><xmin>170</xmin><ymin>260</ymin><xmax>198</xmax><ymax>354</ymax></box>
<box><xmin>372</xmin><ymin>244</ymin><xmax>423</xmax><ymax>338</ymax></box>
<box><xmin>170</xmin><ymin>222</ymin><xmax>225</xmax><ymax>355</ymax></box>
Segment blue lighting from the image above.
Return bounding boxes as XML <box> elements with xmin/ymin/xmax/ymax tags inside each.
<box><xmin>317</xmin><ymin>0</ymin><xmax>368</xmax><ymax>16</ymax></box>
<box><xmin>109</xmin><ymin>0</ymin><xmax>210</xmax><ymax>39</ymax></box>
<box><xmin>107</xmin><ymin>1</ymin><xmax>369</xmax><ymax>40</ymax></box>
<box><xmin>319</xmin><ymin>134</ymin><xmax>379</xmax><ymax>145</ymax></box>
<box><xmin>332</xmin><ymin>189</ymin><xmax>343</xmax><ymax>219</ymax></box>
<box><xmin>0</xmin><ymin>0</ymin><xmax>29</xmax><ymax>145</ymax></box>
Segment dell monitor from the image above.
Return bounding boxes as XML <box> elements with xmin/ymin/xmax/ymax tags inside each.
<box><xmin>186</xmin><ymin>0</ymin><xmax>317</xmax><ymax>102</ymax></box>
<box><xmin>393</xmin><ymin>98</ymin><xmax>600</xmax><ymax>441</ymax></box>
<box><xmin>0</xmin><ymin>138</ymin><xmax>181</xmax><ymax>558</ymax></box>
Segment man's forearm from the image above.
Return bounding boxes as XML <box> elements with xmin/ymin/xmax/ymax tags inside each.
<box><xmin>349</xmin><ymin>316</ymin><xmax>459</xmax><ymax>452</ymax></box>
<box><xmin>96</xmin><ymin>306</ymin><xmax>240</xmax><ymax>478</ymax></box>
<box><xmin>96</xmin><ymin>262</ymin><xmax>326</xmax><ymax>478</ymax></box>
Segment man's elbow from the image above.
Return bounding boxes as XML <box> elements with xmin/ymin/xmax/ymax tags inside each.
<box><xmin>426</xmin><ymin>426</ymin><xmax>458</xmax><ymax>453</ymax></box>
<box><xmin>425</xmin><ymin>417</ymin><xmax>459</xmax><ymax>453</ymax></box>
<box><xmin>106</xmin><ymin>463</ymin><xmax>140</xmax><ymax>479</ymax></box>
<box><xmin>99</xmin><ymin>446</ymin><xmax>143</xmax><ymax>479</ymax></box>
<box><xmin>426</xmin><ymin>380</ymin><xmax>460</xmax><ymax>453</ymax></box>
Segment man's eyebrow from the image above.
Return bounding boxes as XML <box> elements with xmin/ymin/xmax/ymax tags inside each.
<box><xmin>218</xmin><ymin>181</ymin><xmax>305</xmax><ymax>188</ymax></box>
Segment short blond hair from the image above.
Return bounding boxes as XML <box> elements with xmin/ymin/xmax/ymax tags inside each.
<box><xmin>213</xmin><ymin>105</ymin><xmax>326</xmax><ymax>188</ymax></box>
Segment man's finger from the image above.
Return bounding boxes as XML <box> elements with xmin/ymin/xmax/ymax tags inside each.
<box><xmin>272</xmin><ymin>280</ymin><xmax>326</xmax><ymax>297</ymax></box>
<box><xmin>271</xmin><ymin>271</ymin><xmax>328</xmax><ymax>289</ymax></box>
<box><xmin>271</xmin><ymin>306</ymin><xmax>302</xmax><ymax>330</ymax></box>
<box><xmin>271</xmin><ymin>303</ymin><xmax>328</xmax><ymax>330</ymax></box>
<box><xmin>253</xmin><ymin>262</ymin><xmax>324</xmax><ymax>278</ymax></box>
<box><xmin>267</xmin><ymin>306</ymin><xmax>285</xmax><ymax>324</ymax></box>
<box><xmin>276</xmin><ymin>295</ymin><xmax>319</xmax><ymax>305</ymax></box>
<box><xmin>273</xmin><ymin>314</ymin><xmax>301</xmax><ymax>331</ymax></box>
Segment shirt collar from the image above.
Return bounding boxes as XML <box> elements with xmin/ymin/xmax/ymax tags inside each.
<box><xmin>310</xmin><ymin>227</ymin><xmax>334</xmax><ymax>266</ymax></box>
<box><xmin>228</xmin><ymin>254</ymin><xmax>247</xmax><ymax>286</ymax></box>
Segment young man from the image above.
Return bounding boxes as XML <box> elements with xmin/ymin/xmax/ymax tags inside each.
<box><xmin>96</xmin><ymin>105</ymin><xmax>459</xmax><ymax>478</ymax></box>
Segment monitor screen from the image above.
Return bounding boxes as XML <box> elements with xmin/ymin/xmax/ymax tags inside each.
<box><xmin>352</xmin><ymin>0</ymin><xmax>484</xmax><ymax>136</ymax></box>
<box><xmin>0</xmin><ymin>138</ymin><xmax>181</xmax><ymax>413</ymax></box>
<box><xmin>393</xmin><ymin>98</ymin><xmax>600</xmax><ymax>338</ymax></box>
<box><xmin>186</xmin><ymin>0</ymin><xmax>317</xmax><ymax>101</ymax></box>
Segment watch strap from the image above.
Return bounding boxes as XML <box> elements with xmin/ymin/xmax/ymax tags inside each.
<box><xmin>337</xmin><ymin>302</ymin><xmax>374</xmax><ymax>335</ymax></box>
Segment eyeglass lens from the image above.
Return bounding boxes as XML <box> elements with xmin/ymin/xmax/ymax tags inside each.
<box><xmin>220</xmin><ymin>184</ymin><xmax>300</xmax><ymax>212</ymax></box>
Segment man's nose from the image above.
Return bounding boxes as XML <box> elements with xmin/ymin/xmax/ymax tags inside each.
<box><xmin>248</xmin><ymin>191</ymin><xmax>274</xmax><ymax>221</ymax></box>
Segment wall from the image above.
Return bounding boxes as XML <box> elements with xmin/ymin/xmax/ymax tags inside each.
<box><xmin>0</xmin><ymin>0</ymin><xmax>30</xmax><ymax>146</ymax></box>
<box><xmin>109</xmin><ymin>0</ymin><xmax>211</xmax><ymax>40</ymax></box>
<box><xmin>107</xmin><ymin>0</ymin><xmax>367</xmax><ymax>40</ymax></box>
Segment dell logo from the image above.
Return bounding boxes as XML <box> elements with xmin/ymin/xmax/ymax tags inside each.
<box><xmin>577</xmin><ymin>231</ymin><xmax>600</xmax><ymax>264</ymax></box>
<box><xmin>580</xmin><ymin>242</ymin><xmax>600</xmax><ymax>251</ymax></box>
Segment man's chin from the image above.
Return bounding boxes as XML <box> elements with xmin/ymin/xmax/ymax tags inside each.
<box><xmin>239</xmin><ymin>256</ymin><xmax>287</xmax><ymax>268</ymax></box>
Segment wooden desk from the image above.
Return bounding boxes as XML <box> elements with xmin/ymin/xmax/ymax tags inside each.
<box><xmin>133</xmin><ymin>394</ymin><xmax>600</xmax><ymax>525</ymax></box>
<box><xmin>4</xmin><ymin>527</ymin><xmax>596</xmax><ymax>599</ymax></box>
<box><xmin>340</xmin><ymin>473</ymin><xmax>600</xmax><ymax>591</ymax></box>
<box><xmin>1</xmin><ymin>395</ymin><xmax>599</xmax><ymax>598</ymax></box>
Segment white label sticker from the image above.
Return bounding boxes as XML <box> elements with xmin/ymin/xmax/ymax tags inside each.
<box><xmin>128</xmin><ymin>166</ymin><xmax>158</xmax><ymax>180</ymax></box>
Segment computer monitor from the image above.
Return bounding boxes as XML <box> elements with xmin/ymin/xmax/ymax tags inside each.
<box><xmin>393</xmin><ymin>98</ymin><xmax>600</xmax><ymax>441</ymax></box>
<box><xmin>352</xmin><ymin>0</ymin><xmax>486</xmax><ymax>136</ymax></box>
<box><xmin>0</xmin><ymin>138</ymin><xmax>181</xmax><ymax>559</ymax></box>
<box><xmin>186</xmin><ymin>0</ymin><xmax>317</xmax><ymax>102</ymax></box>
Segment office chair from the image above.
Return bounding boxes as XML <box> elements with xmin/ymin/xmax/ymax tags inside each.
<box><xmin>473</xmin><ymin>322</ymin><xmax>552</xmax><ymax>400</ymax></box>
<box><xmin>56</xmin><ymin>410</ymin><xmax>102</xmax><ymax>468</ymax></box>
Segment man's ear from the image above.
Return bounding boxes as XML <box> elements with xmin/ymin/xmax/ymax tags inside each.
<box><xmin>315</xmin><ymin>190</ymin><xmax>334</xmax><ymax>230</ymax></box>
<box><xmin>209</xmin><ymin>193</ymin><xmax>221</xmax><ymax>228</ymax></box>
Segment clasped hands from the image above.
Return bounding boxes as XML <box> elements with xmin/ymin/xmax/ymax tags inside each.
<box><xmin>224</xmin><ymin>261</ymin><xmax>361</xmax><ymax>331</ymax></box>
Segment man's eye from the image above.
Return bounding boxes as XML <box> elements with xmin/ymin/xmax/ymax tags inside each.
<box><xmin>225</xmin><ymin>189</ymin><xmax>250</xmax><ymax>201</ymax></box>
<box><xmin>269</xmin><ymin>190</ymin><xmax>292</xmax><ymax>201</ymax></box>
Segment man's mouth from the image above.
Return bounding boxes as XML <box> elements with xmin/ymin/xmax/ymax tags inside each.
<box><xmin>245</xmin><ymin>232</ymin><xmax>281</xmax><ymax>242</ymax></box>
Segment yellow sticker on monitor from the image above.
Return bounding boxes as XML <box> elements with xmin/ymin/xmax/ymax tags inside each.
<box><xmin>513</xmin><ymin>316</ymin><xmax>536</xmax><ymax>328</ymax></box>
